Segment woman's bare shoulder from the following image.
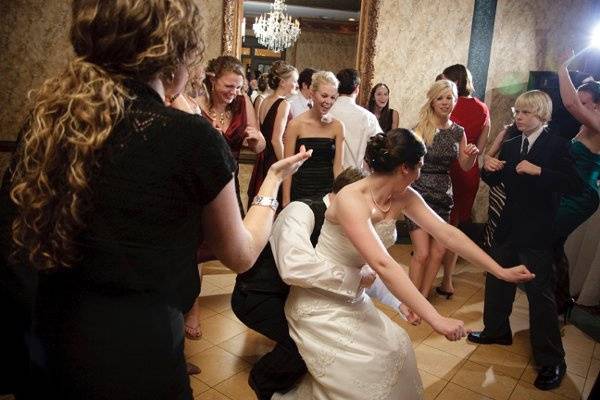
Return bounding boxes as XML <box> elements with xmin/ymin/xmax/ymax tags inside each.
<box><xmin>330</xmin><ymin>182</ymin><xmax>369</xmax><ymax>218</ymax></box>
<box><xmin>329</xmin><ymin>117</ymin><xmax>344</xmax><ymax>130</ymax></box>
<box><xmin>287</xmin><ymin>114</ymin><xmax>309</xmax><ymax>129</ymax></box>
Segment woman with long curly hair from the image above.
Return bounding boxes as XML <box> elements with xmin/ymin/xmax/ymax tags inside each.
<box><xmin>0</xmin><ymin>0</ymin><xmax>308</xmax><ymax>398</ymax></box>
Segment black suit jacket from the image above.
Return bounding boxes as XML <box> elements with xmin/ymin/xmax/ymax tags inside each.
<box><xmin>481</xmin><ymin>128</ymin><xmax>581</xmax><ymax>248</ymax></box>
<box><xmin>234</xmin><ymin>197</ymin><xmax>327</xmax><ymax>295</ymax></box>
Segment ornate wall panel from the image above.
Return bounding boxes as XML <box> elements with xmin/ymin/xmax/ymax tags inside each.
<box><xmin>0</xmin><ymin>0</ymin><xmax>72</xmax><ymax>142</ymax></box>
<box><xmin>222</xmin><ymin>0</ymin><xmax>243</xmax><ymax>57</ymax></box>
<box><xmin>285</xmin><ymin>30</ymin><xmax>358</xmax><ymax>73</ymax></box>
<box><xmin>356</xmin><ymin>0</ymin><xmax>381</xmax><ymax>106</ymax></box>
<box><xmin>372</xmin><ymin>0</ymin><xmax>474</xmax><ymax>129</ymax></box>
<box><xmin>198</xmin><ymin>0</ymin><xmax>225</xmax><ymax>61</ymax></box>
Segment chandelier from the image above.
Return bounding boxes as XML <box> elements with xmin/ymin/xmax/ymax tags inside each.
<box><xmin>252</xmin><ymin>0</ymin><xmax>301</xmax><ymax>52</ymax></box>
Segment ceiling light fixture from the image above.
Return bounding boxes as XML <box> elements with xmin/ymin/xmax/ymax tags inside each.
<box><xmin>253</xmin><ymin>0</ymin><xmax>301</xmax><ymax>52</ymax></box>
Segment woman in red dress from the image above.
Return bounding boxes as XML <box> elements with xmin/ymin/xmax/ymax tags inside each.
<box><xmin>197</xmin><ymin>56</ymin><xmax>266</xmax><ymax>213</ymax></box>
<box><xmin>438</xmin><ymin>64</ymin><xmax>490</xmax><ymax>298</ymax></box>
<box><xmin>177</xmin><ymin>56</ymin><xmax>265</xmax><ymax>343</ymax></box>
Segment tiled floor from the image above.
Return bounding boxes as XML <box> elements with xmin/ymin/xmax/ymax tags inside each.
<box><xmin>175</xmin><ymin>163</ymin><xmax>598</xmax><ymax>399</ymax></box>
<box><xmin>186</xmin><ymin>253</ymin><xmax>598</xmax><ymax>400</ymax></box>
<box><xmin>1</xmin><ymin>165</ymin><xmax>596</xmax><ymax>400</ymax></box>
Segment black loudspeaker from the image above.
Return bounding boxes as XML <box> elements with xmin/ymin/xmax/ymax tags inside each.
<box><xmin>527</xmin><ymin>70</ymin><xmax>592</xmax><ymax>140</ymax></box>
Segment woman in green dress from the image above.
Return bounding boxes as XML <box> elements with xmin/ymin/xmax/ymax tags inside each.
<box><xmin>555</xmin><ymin>51</ymin><xmax>600</xmax><ymax>313</ymax></box>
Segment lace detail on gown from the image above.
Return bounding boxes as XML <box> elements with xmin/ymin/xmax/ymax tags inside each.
<box><xmin>279</xmin><ymin>219</ymin><xmax>423</xmax><ymax>400</ymax></box>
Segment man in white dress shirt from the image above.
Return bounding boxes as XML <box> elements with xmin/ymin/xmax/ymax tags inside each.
<box><xmin>329</xmin><ymin>68</ymin><xmax>382</xmax><ymax>170</ymax></box>
<box><xmin>287</xmin><ymin>68</ymin><xmax>316</xmax><ymax>119</ymax></box>
<box><xmin>232</xmin><ymin>168</ymin><xmax>370</xmax><ymax>400</ymax></box>
<box><xmin>234</xmin><ymin>168</ymin><xmax>407</xmax><ymax>399</ymax></box>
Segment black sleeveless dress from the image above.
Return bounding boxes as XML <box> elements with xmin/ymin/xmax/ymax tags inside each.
<box><xmin>247</xmin><ymin>97</ymin><xmax>290</xmax><ymax>209</ymax></box>
<box><xmin>291</xmin><ymin>137</ymin><xmax>335</xmax><ymax>201</ymax></box>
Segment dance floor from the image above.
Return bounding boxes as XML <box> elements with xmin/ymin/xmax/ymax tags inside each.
<box><xmin>178</xmin><ymin>250</ymin><xmax>598</xmax><ymax>400</ymax></box>
<box><xmin>171</xmin><ymin>164</ymin><xmax>598</xmax><ymax>400</ymax></box>
<box><xmin>1</xmin><ymin>167</ymin><xmax>596</xmax><ymax>400</ymax></box>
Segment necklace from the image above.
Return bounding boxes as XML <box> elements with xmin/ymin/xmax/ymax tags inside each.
<box><xmin>369</xmin><ymin>185</ymin><xmax>392</xmax><ymax>214</ymax></box>
<box><xmin>209</xmin><ymin>108</ymin><xmax>231</xmax><ymax>127</ymax></box>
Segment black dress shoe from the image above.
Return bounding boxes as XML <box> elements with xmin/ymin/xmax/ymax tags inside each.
<box><xmin>248</xmin><ymin>374</ymin><xmax>272</xmax><ymax>400</ymax></box>
<box><xmin>534</xmin><ymin>362</ymin><xmax>566</xmax><ymax>390</ymax></box>
<box><xmin>467</xmin><ymin>330</ymin><xmax>513</xmax><ymax>345</ymax></box>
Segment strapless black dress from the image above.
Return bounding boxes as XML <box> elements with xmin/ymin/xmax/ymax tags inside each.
<box><xmin>291</xmin><ymin>137</ymin><xmax>335</xmax><ymax>201</ymax></box>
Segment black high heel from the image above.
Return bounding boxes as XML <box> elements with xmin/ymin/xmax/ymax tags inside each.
<box><xmin>435</xmin><ymin>286</ymin><xmax>454</xmax><ymax>300</ymax></box>
<box><xmin>563</xmin><ymin>298</ymin><xmax>575</xmax><ymax>325</ymax></box>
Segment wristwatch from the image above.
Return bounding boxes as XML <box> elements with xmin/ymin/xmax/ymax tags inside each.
<box><xmin>251</xmin><ymin>195</ymin><xmax>279</xmax><ymax>211</ymax></box>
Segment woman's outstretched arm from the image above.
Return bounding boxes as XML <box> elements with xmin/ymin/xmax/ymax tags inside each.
<box><xmin>401</xmin><ymin>187</ymin><xmax>534</xmax><ymax>283</ymax></box>
<box><xmin>331</xmin><ymin>188</ymin><xmax>467</xmax><ymax>341</ymax></box>
<box><xmin>202</xmin><ymin>147</ymin><xmax>311</xmax><ymax>273</ymax></box>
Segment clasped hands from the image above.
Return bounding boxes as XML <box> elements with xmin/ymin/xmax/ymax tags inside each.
<box><xmin>243</xmin><ymin>126</ymin><xmax>265</xmax><ymax>153</ymax></box>
<box><xmin>464</xmin><ymin>143</ymin><xmax>480</xmax><ymax>157</ymax></box>
<box><xmin>483</xmin><ymin>155</ymin><xmax>541</xmax><ymax>176</ymax></box>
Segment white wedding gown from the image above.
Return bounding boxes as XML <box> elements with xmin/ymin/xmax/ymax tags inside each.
<box><xmin>274</xmin><ymin>219</ymin><xmax>423</xmax><ymax>400</ymax></box>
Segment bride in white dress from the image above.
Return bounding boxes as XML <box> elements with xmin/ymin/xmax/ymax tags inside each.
<box><xmin>271</xmin><ymin>129</ymin><xmax>534</xmax><ymax>400</ymax></box>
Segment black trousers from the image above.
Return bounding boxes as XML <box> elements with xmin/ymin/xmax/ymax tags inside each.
<box><xmin>230</xmin><ymin>286</ymin><xmax>307</xmax><ymax>400</ymax></box>
<box><xmin>483</xmin><ymin>241</ymin><xmax>565</xmax><ymax>366</ymax></box>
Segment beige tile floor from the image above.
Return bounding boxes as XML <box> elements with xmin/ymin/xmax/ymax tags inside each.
<box><xmin>1</xmin><ymin>165</ymin><xmax>596</xmax><ymax>400</ymax></box>
<box><xmin>186</xmin><ymin>252</ymin><xmax>598</xmax><ymax>400</ymax></box>
<box><xmin>191</xmin><ymin>164</ymin><xmax>600</xmax><ymax>400</ymax></box>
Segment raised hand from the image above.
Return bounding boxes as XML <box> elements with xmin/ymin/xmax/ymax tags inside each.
<box><xmin>483</xmin><ymin>155</ymin><xmax>506</xmax><ymax>172</ymax></box>
<box><xmin>268</xmin><ymin>145</ymin><xmax>312</xmax><ymax>181</ymax></box>
<box><xmin>499</xmin><ymin>264</ymin><xmax>535</xmax><ymax>283</ymax></box>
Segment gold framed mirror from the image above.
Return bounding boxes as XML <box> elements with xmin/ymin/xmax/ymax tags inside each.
<box><xmin>222</xmin><ymin>0</ymin><xmax>244</xmax><ymax>56</ymax></box>
<box><xmin>221</xmin><ymin>0</ymin><xmax>381</xmax><ymax>106</ymax></box>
